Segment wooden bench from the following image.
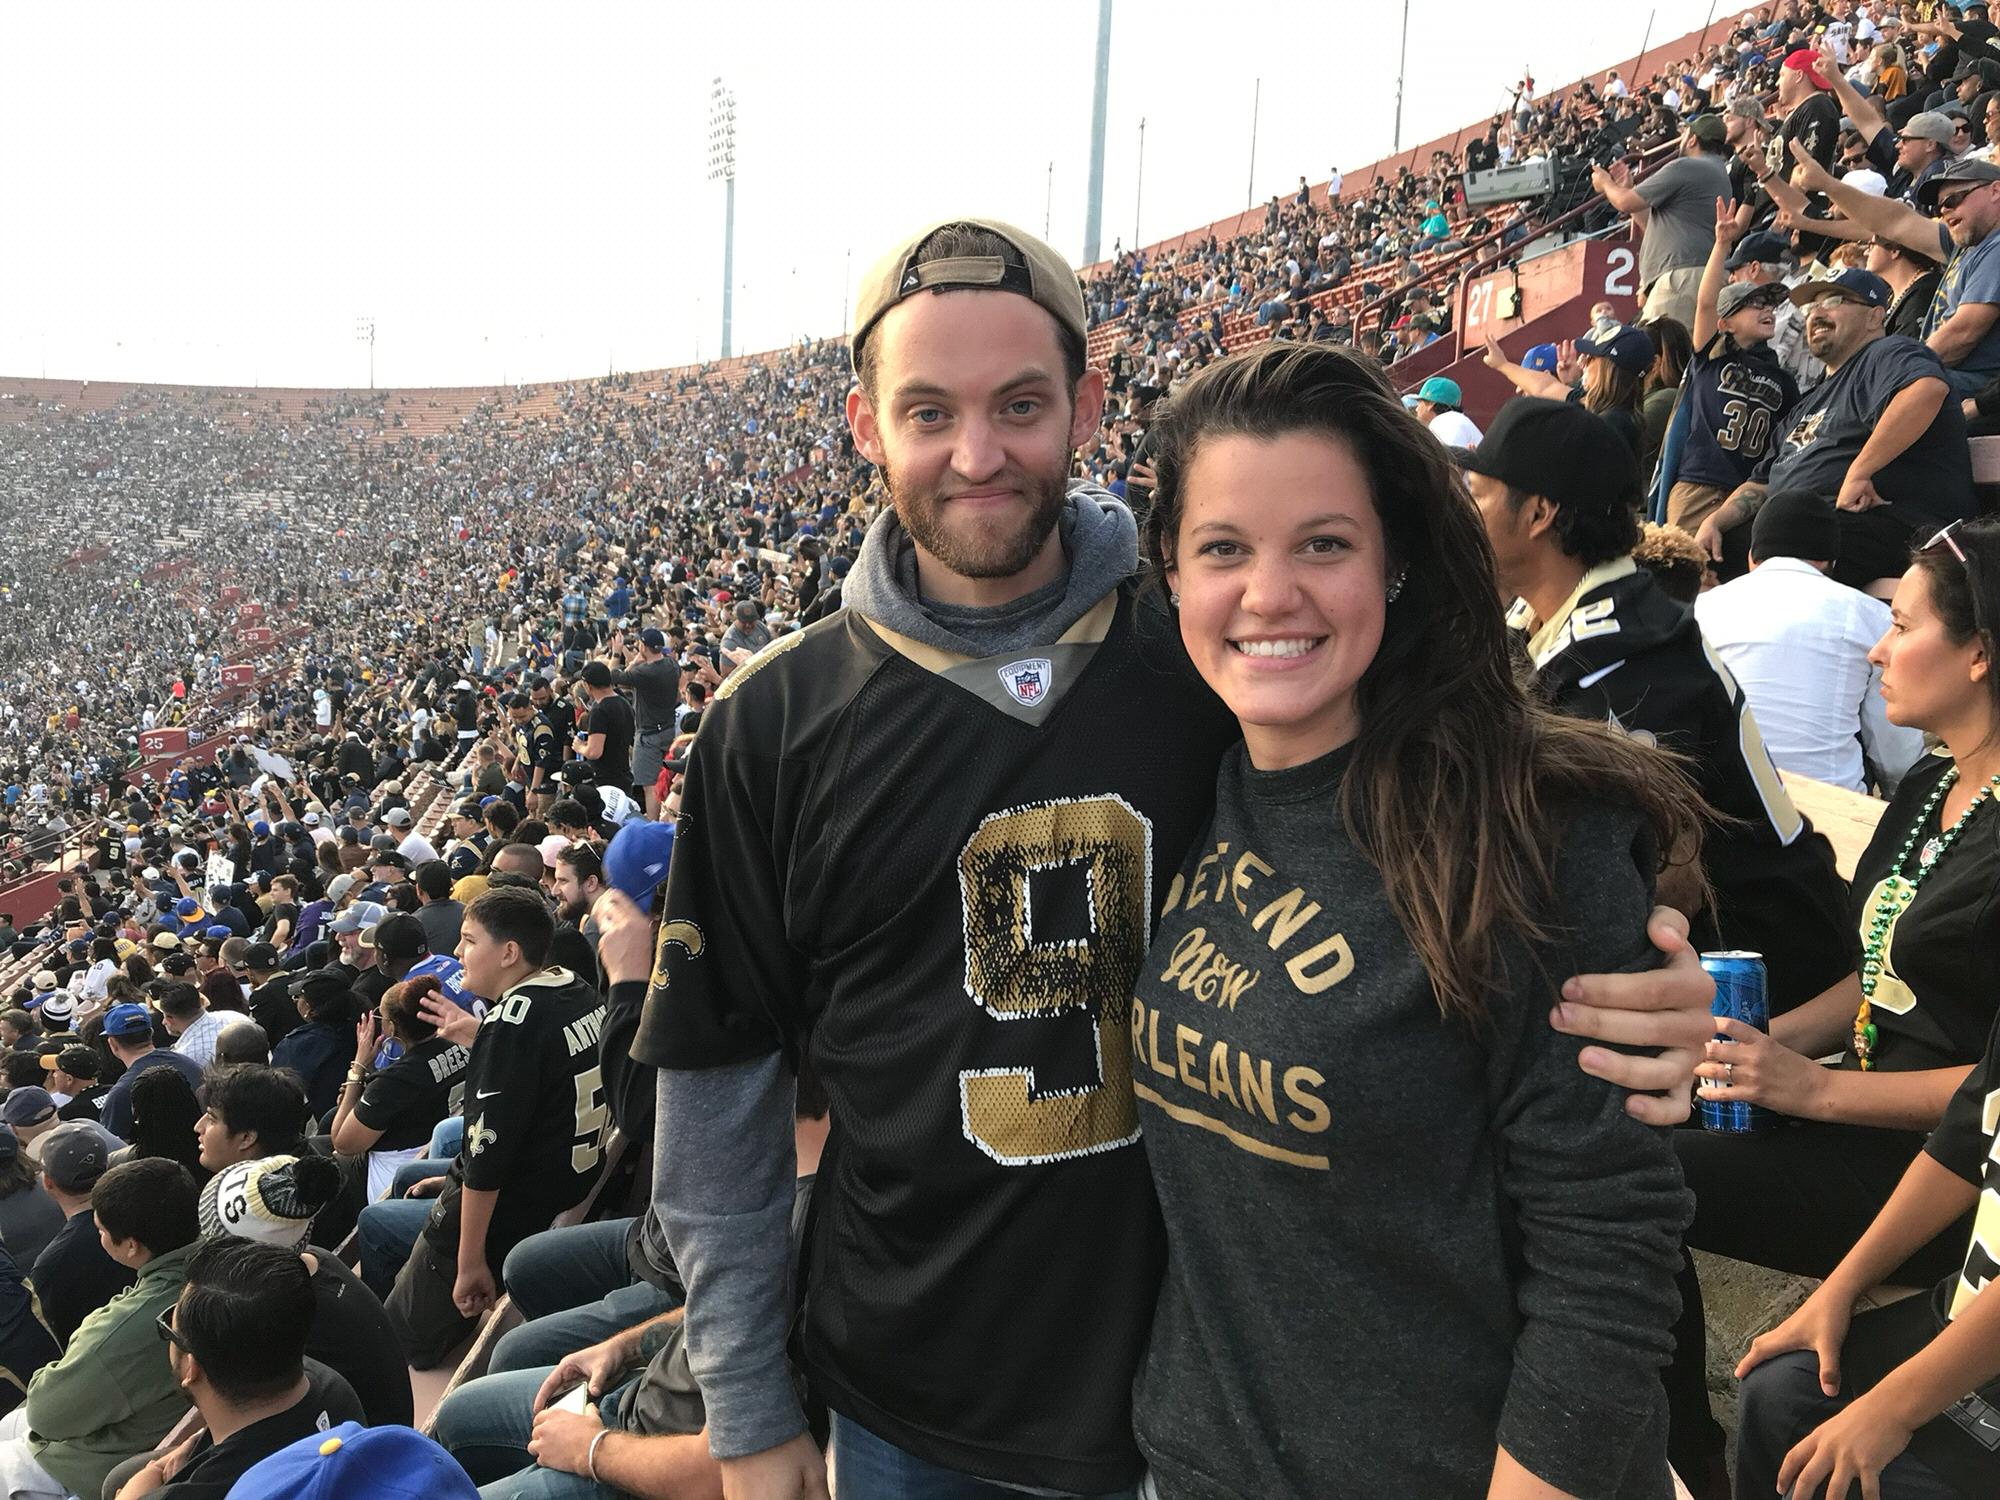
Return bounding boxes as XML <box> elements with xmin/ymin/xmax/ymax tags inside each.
<box><xmin>1779</xmin><ymin>768</ymin><xmax>1889</xmax><ymax>882</ymax></box>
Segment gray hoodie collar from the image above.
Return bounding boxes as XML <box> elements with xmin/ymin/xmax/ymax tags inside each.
<box><xmin>843</xmin><ymin>483</ymin><xmax>1138</xmax><ymax>660</ymax></box>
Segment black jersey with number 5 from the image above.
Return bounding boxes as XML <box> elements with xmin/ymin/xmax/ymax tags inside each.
<box><xmin>432</xmin><ymin>967</ymin><xmax>610</xmax><ymax>1266</ymax></box>
<box><xmin>633</xmin><ymin>582</ymin><xmax>1237</xmax><ymax>1493</ymax></box>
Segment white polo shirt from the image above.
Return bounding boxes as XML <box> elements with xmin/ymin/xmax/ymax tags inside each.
<box><xmin>1694</xmin><ymin>556</ymin><xmax>1925</xmax><ymax>794</ymax></box>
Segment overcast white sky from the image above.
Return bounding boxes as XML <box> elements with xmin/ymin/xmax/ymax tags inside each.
<box><xmin>0</xmin><ymin>0</ymin><xmax>1721</xmax><ymax>389</ymax></box>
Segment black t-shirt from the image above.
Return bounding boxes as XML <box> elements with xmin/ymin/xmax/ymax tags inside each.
<box><xmin>55</xmin><ymin>1084</ymin><xmax>109</xmax><ymax>1124</ymax></box>
<box><xmin>304</xmin><ymin>1251</ymin><xmax>413</xmax><ymax>1427</ymax></box>
<box><xmin>1843</xmin><ymin>753</ymin><xmax>2000</xmax><ymax>1074</ymax></box>
<box><xmin>585</xmin><ymin>692</ymin><xmax>637</xmax><ymax>788</ymax></box>
<box><xmin>424</xmin><ymin>968</ymin><xmax>608</xmax><ymax>1267</ymax></box>
<box><xmin>247</xmin><ymin>975</ymin><xmax>302</xmax><ymax>1048</ymax></box>
<box><xmin>353</xmin><ymin>1036</ymin><xmax>468</xmax><ymax>1152</ymax></box>
<box><xmin>148</xmin><ymin>1362</ymin><xmax>362</xmax><ymax>1499</ymax></box>
<box><xmin>30</xmin><ymin>1208</ymin><xmax>134</xmax><ymax>1346</ymax></box>
<box><xmin>259</xmin><ymin>902</ymin><xmax>299</xmax><ymax>947</ymax></box>
<box><xmin>1776</xmin><ymin>93</ymin><xmax>1840</xmax><ymax>178</ymax></box>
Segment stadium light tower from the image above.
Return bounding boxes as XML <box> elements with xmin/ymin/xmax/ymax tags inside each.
<box><xmin>1082</xmin><ymin>0</ymin><xmax>1112</xmax><ymax>263</ymax></box>
<box><xmin>1393</xmin><ymin>0</ymin><xmax>1410</xmax><ymax>152</ymax></box>
<box><xmin>708</xmin><ymin>78</ymin><xmax>737</xmax><ymax>361</ymax></box>
<box><xmin>355</xmin><ymin>317</ymin><xmax>375</xmax><ymax>390</ymax></box>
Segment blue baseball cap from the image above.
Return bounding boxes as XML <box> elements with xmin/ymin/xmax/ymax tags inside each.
<box><xmin>1522</xmin><ymin>342</ymin><xmax>1560</xmax><ymax>372</ymax></box>
<box><xmin>222</xmin><ymin>1421</ymin><xmax>480</xmax><ymax>1500</ymax></box>
<box><xmin>604</xmin><ymin>820</ymin><xmax>676</xmax><ymax>906</ymax></box>
<box><xmin>1790</xmin><ymin>267</ymin><xmax>1891</xmax><ymax>309</ymax></box>
<box><xmin>174</xmin><ymin>897</ymin><xmax>201</xmax><ymax>919</ymax></box>
<box><xmin>203</xmin><ymin>924</ymin><xmax>232</xmax><ymax>941</ymax></box>
<box><xmin>251</xmin><ymin>820</ymin><xmax>271</xmax><ymax>837</ymax></box>
<box><xmin>102</xmin><ymin>1003</ymin><xmax>154</xmax><ymax>1039</ymax></box>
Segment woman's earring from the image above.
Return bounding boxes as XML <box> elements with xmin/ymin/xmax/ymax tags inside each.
<box><xmin>1386</xmin><ymin>570</ymin><xmax>1407</xmax><ymax>603</ymax></box>
<box><xmin>1168</xmin><ymin>591</ymin><xmax>1180</xmax><ymax>606</ymax></box>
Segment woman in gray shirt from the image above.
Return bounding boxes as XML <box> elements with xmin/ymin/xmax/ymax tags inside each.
<box><xmin>1133</xmin><ymin>343</ymin><xmax>1699</xmax><ymax>1499</ymax></box>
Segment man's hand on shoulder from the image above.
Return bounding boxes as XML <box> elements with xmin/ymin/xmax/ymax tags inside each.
<box><xmin>1553</xmin><ymin>905</ymin><xmax>1713</xmax><ymax>1125</ymax></box>
<box><xmin>719</xmin><ymin>1433</ymin><xmax>829</xmax><ymax>1500</ymax></box>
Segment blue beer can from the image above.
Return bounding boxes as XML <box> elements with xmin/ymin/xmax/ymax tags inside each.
<box><xmin>1700</xmin><ymin>950</ymin><xmax>1774</xmax><ymax>1132</ymax></box>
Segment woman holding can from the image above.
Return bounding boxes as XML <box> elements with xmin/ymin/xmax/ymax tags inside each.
<box><xmin>1133</xmin><ymin>341</ymin><xmax>1701</xmax><ymax>1498</ymax></box>
<box><xmin>1664</xmin><ymin>513</ymin><xmax>2000</xmax><ymax>1497</ymax></box>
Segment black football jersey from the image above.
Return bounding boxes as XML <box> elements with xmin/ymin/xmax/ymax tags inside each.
<box><xmin>439</xmin><ymin>967</ymin><xmax>610</xmax><ymax>1263</ymax></box>
<box><xmin>634</xmin><ymin>582</ymin><xmax>1238</xmax><ymax>1492</ymax></box>
<box><xmin>1515</xmin><ymin>557</ymin><xmax>1856</xmax><ymax>1009</ymax></box>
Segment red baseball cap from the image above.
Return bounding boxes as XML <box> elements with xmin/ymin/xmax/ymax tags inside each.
<box><xmin>1783</xmin><ymin>50</ymin><xmax>1831</xmax><ymax>90</ymax></box>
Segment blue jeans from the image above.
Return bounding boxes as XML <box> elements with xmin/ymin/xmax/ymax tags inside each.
<box><xmin>357</xmin><ymin>1153</ymin><xmax>455</xmax><ymax>1295</ymax></box>
<box><xmin>491</xmin><ymin>1218</ymin><xmax>679</xmax><ymax>1374</ymax></box>
<box><xmin>432</xmin><ymin>1363</ymin><xmax>632</xmax><ymax>1498</ymax></box>
<box><xmin>832</xmin><ymin>1413</ymin><xmax>1137</xmax><ymax>1500</ymax></box>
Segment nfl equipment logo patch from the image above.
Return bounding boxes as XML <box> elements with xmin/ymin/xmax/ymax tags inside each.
<box><xmin>998</xmin><ymin>657</ymin><xmax>1053</xmax><ymax>706</ymax></box>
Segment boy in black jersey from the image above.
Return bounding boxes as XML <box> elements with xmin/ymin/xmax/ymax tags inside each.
<box><xmin>630</xmin><ymin>221</ymin><xmax>1725</xmax><ymax>1500</ymax></box>
<box><xmin>386</xmin><ymin>886</ymin><xmax>610</xmax><ymax>1368</ymax></box>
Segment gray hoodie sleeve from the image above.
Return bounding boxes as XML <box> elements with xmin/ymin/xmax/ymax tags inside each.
<box><xmin>655</xmin><ymin>1057</ymin><xmax>805</xmax><ymax>1459</ymax></box>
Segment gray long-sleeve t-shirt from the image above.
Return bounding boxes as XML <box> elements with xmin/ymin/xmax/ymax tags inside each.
<box><xmin>1132</xmin><ymin>742</ymin><xmax>1692</xmax><ymax>1499</ymax></box>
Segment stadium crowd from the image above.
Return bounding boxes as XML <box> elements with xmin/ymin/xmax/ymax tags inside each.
<box><xmin>0</xmin><ymin>3</ymin><xmax>1999</xmax><ymax>1498</ymax></box>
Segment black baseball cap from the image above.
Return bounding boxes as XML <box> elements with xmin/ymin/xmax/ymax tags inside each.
<box><xmin>1461</xmin><ymin>397</ymin><xmax>1642</xmax><ymax>513</ymax></box>
<box><xmin>1725</xmin><ymin>231</ymin><xmax>1793</xmax><ymax>270</ymax></box>
<box><xmin>372</xmin><ymin>913</ymin><xmax>429</xmax><ymax>963</ymax></box>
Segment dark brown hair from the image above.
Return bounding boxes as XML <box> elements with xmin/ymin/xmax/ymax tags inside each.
<box><xmin>1143</xmin><ymin>341</ymin><xmax>1704</xmax><ymax>1022</ymax></box>
<box><xmin>381</xmin><ymin>973</ymin><xmax>444</xmax><ymax>1044</ymax></box>
<box><xmin>1909</xmin><ymin>516</ymin><xmax>2000</xmax><ymax>742</ymax></box>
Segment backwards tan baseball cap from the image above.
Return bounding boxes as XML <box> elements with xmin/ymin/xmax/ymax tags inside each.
<box><xmin>850</xmin><ymin>217</ymin><xmax>1087</xmax><ymax>370</ymax></box>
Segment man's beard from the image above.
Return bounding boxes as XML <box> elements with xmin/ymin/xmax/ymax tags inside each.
<box><xmin>558</xmin><ymin>895</ymin><xmax>590</xmax><ymax>924</ymax></box>
<box><xmin>883</xmin><ymin>461</ymin><xmax>1069</xmax><ymax>580</ymax></box>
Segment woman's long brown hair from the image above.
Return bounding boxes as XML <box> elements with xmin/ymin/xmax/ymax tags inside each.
<box><xmin>1143</xmin><ymin>342</ymin><xmax>1704</xmax><ymax>1024</ymax></box>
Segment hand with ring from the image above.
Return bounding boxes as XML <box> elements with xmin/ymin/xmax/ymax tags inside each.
<box><xmin>1695</xmin><ymin>1018</ymin><xmax>1830</xmax><ymax>1119</ymax></box>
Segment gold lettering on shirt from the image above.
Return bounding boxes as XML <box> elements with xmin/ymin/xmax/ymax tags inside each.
<box><xmin>1174</xmin><ymin>1023</ymin><xmax>1205</xmax><ymax>1093</ymax></box>
<box><xmin>1207</xmin><ymin>1040</ymin><xmax>1241</xmax><ymax>1109</ymax></box>
<box><xmin>1229</xmin><ymin>851</ymin><xmax>1272</xmax><ymax>916</ymax></box>
<box><xmin>1129</xmin><ymin>997</ymin><xmax>1326</xmax><ymax>1168</ymax></box>
<box><xmin>1284</xmin><ymin>932</ymin><xmax>1355</xmax><ymax>995</ymax></box>
<box><xmin>1186</xmin><ymin>841</ymin><xmax>1230</xmax><ymax>909</ymax></box>
<box><xmin>1157</xmin><ymin>927</ymin><xmax>1262</xmax><ymax>1011</ymax></box>
<box><xmin>1283</xmin><ymin>1065</ymin><xmax>1331</xmax><ymax>1133</ymax></box>
<box><xmin>1251</xmin><ymin>886</ymin><xmax>1322</xmax><ymax>948</ymax></box>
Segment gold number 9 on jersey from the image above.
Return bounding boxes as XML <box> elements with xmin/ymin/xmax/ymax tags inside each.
<box><xmin>958</xmin><ymin>796</ymin><xmax>1151</xmax><ymax>1165</ymax></box>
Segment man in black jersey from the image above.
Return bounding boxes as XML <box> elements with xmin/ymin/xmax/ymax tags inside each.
<box><xmin>628</xmin><ymin>219</ymin><xmax>1724</xmax><ymax>1500</ymax></box>
<box><xmin>385</xmin><ymin>886</ymin><xmax>609</xmax><ymax>1368</ymax></box>
<box><xmin>502</xmin><ymin>693</ymin><xmax>560</xmax><ymax>809</ymax></box>
<box><xmin>1471</xmin><ymin>395</ymin><xmax>1854</xmax><ymax>1015</ymax></box>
